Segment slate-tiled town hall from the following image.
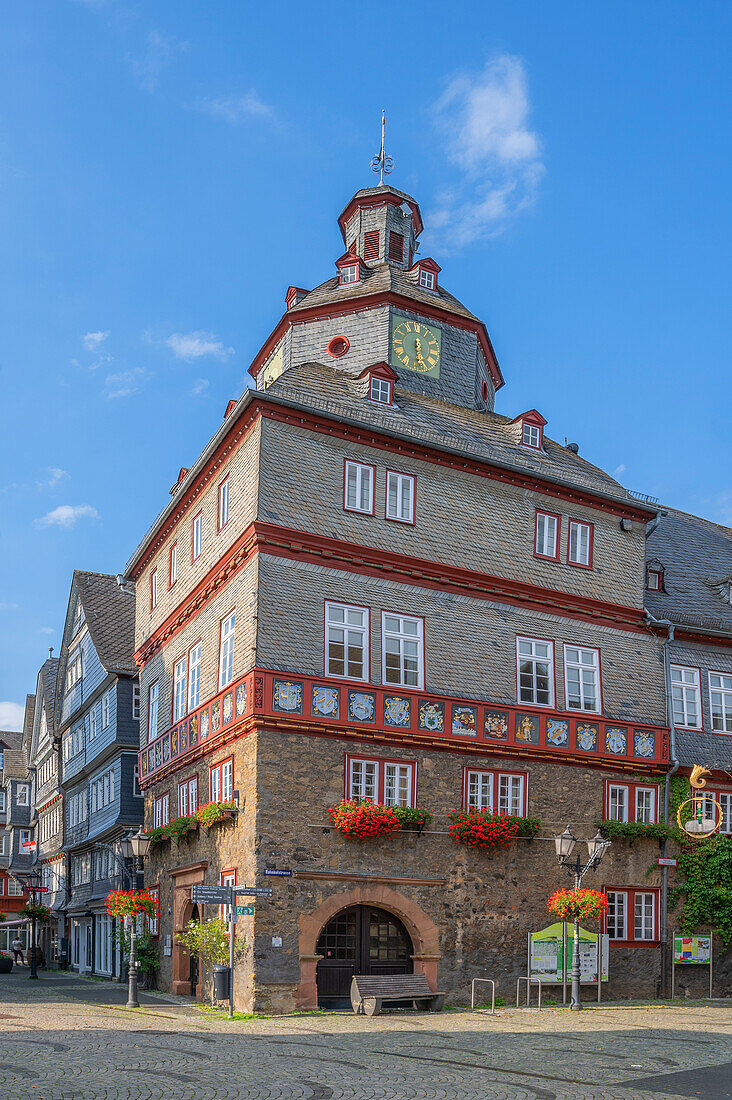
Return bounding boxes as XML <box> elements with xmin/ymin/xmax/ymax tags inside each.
<box><xmin>125</xmin><ymin>181</ymin><xmax>732</xmax><ymax>1011</ymax></box>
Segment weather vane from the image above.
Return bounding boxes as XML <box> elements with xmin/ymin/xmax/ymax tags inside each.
<box><xmin>370</xmin><ymin>109</ymin><xmax>394</xmax><ymax>185</ymax></box>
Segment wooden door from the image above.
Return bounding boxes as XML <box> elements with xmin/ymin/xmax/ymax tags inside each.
<box><xmin>316</xmin><ymin>906</ymin><xmax>413</xmax><ymax>1007</ymax></box>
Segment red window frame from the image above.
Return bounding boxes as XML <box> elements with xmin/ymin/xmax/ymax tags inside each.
<box><xmin>343</xmin><ymin>459</ymin><xmax>376</xmax><ymax>516</ymax></box>
<box><xmin>209</xmin><ymin>756</ymin><xmax>234</xmax><ymax>804</ymax></box>
<box><xmin>646</xmin><ymin>567</ymin><xmax>663</xmax><ymax>591</ymax></box>
<box><xmin>384</xmin><ymin>469</ymin><xmax>416</xmax><ymax>526</ymax></box>
<box><xmin>217</xmin><ymin>476</ymin><xmax>230</xmax><ymax>533</ymax></box>
<box><xmin>534</xmin><ymin>510</ymin><xmax>561</xmax><ymax>562</ymax></box>
<box><xmin>344</xmin><ymin>753</ymin><xmax>417</xmax><ymax>806</ymax></box>
<box><xmin>150</xmin><ymin>568</ymin><xmax>158</xmax><ymax>610</ymax></box>
<box><xmin>148</xmin><ymin>884</ymin><xmax>159</xmax><ymax>937</ymax></box>
<box><xmin>178</xmin><ymin>774</ymin><xmax>198</xmax><ymax>817</ymax></box>
<box><xmin>566</xmin><ymin>519</ymin><xmax>594</xmax><ymax>570</ymax></box>
<box><xmin>461</xmin><ymin>767</ymin><xmax>529</xmax><ymax>815</ymax></box>
<box><xmin>191</xmin><ymin>511</ymin><xmax>203</xmax><ymax>562</ymax></box>
<box><xmin>153</xmin><ymin>792</ymin><xmax>169</xmax><ymax>828</ymax></box>
<box><xmin>603</xmin><ymin>780</ymin><xmax>658</xmax><ymax>824</ymax></box>
<box><xmin>169</xmin><ymin>542</ymin><xmax>178</xmax><ymax>588</ymax></box>
<box><xmin>603</xmin><ymin>886</ymin><xmax>660</xmax><ymax>946</ymax></box>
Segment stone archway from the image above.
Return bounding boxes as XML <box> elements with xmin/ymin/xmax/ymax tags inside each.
<box><xmin>170</xmin><ymin>861</ymin><xmax>207</xmax><ymax>999</ymax></box>
<box><xmin>297</xmin><ymin>885</ymin><xmax>441</xmax><ymax>1009</ymax></box>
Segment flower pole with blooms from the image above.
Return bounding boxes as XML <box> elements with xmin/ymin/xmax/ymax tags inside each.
<box><xmin>552</xmin><ymin>827</ymin><xmax>611</xmax><ymax>1012</ymax></box>
<box><xmin>105</xmin><ymin>891</ymin><xmax>159</xmax><ymax>1008</ymax></box>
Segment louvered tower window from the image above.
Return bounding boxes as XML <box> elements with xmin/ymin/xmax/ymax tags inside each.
<box><xmin>388</xmin><ymin>232</ymin><xmax>404</xmax><ymax>261</ymax></box>
<box><xmin>363</xmin><ymin>231</ymin><xmax>380</xmax><ymax>260</ymax></box>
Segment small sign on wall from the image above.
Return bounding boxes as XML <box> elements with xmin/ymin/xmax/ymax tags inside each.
<box><xmin>271</xmin><ymin>936</ymin><xmax>283</xmax><ymax>948</ymax></box>
<box><xmin>163</xmin><ymin>935</ymin><xmax>172</xmax><ymax>957</ymax></box>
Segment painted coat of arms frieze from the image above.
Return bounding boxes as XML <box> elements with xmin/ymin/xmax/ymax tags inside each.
<box><xmin>451</xmin><ymin>705</ymin><xmax>477</xmax><ymax>737</ymax></box>
<box><xmin>348</xmin><ymin>691</ymin><xmax>375</xmax><ymax>722</ymax></box>
<box><xmin>605</xmin><ymin>726</ymin><xmax>627</xmax><ymax>754</ymax></box>
<box><xmin>546</xmin><ymin>719</ymin><xmax>568</xmax><ymax>746</ymax></box>
<box><xmin>634</xmin><ymin>729</ymin><xmax>655</xmax><ymax>758</ymax></box>
<box><xmin>384</xmin><ymin>696</ymin><xmax>411</xmax><ymax>727</ymax></box>
<box><xmin>273</xmin><ymin>679</ymin><xmax>304</xmax><ymax>714</ymax></box>
<box><xmin>418</xmin><ymin>700</ymin><xmax>444</xmax><ymax>732</ymax></box>
<box><xmin>312</xmin><ymin>685</ymin><xmax>340</xmax><ymax>718</ymax></box>
<box><xmin>575</xmin><ymin>723</ymin><xmax>599</xmax><ymax>752</ymax></box>
<box><xmin>515</xmin><ymin>713</ymin><xmax>539</xmax><ymax>744</ymax></box>
<box><xmin>484</xmin><ymin>710</ymin><xmax>509</xmax><ymax>739</ymax></box>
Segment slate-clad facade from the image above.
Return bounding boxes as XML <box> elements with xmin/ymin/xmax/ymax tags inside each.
<box><xmin>55</xmin><ymin>571</ymin><xmax>142</xmax><ymax>978</ymax></box>
<box><xmin>124</xmin><ymin>182</ymin><xmax>729</xmax><ymax>1012</ymax></box>
<box><xmin>0</xmin><ymin>725</ymin><xmax>31</xmax><ymax>950</ymax></box>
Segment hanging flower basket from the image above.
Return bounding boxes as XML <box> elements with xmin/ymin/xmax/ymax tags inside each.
<box><xmin>20</xmin><ymin>902</ymin><xmax>52</xmax><ymax>924</ymax></box>
<box><xmin>167</xmin><ymin>815</ymin><xmax>199</xmax><ymax>841</ymax></box>
<box><xmin>148</xmin><ymin>826</ymin><xmax>171</xmax><ymax>846</ymax></box>
<box><xmin>329</xmin><ymin>799</ymin><xmax>402</xmax><ymax>840</ymax></box>
<box><xmin>548</xmin><ymin>888</ymin><xmax>608</xmax><ymax>922</ymax></box>
<box><xmin>448</xmin><ymin>810</ymin><xmax>520</xmax><ymax>850</ymax></box>
<box><xmin>105</xmin><ymin>890</ymin><xmax>159</xmax><ymax>922</ymax></box>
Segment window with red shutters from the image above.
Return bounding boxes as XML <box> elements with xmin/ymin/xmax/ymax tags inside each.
<box><xmin>388</xmin><ymin>232</ymin><xmax>404</xmax><ymax>261</ymax></box>
<box><xmin>363</xmin><ymin>231</ymin><xmax>380</xmax><ymax>259</ymax></box>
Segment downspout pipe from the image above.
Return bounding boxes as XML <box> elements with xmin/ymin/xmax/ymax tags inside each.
<box><xmin>645</xmin><ymin>609</ymin><xmax>679</xmax><ymax>998</ymax></box>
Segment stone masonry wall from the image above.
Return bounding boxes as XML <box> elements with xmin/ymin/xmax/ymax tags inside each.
<box><xmin>257</xmin><ymin>418</ymin><xmax>647</xmax><ymax>610</ymax></box>
<box><xmin>255</xmin><ymin>554</ymin><xmax>667</xmax><ymax>726</ymax></box>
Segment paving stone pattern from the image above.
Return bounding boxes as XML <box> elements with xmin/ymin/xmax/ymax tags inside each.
<box><xmin>0</xmin><ymin>972</ymin><xmax>730</xmax><ymax>1100</ymax></box>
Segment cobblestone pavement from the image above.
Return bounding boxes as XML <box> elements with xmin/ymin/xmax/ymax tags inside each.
<box><xmin>0</xmin><ymin>971</ymin><xmax>730</xmax><ymax>1099</ymax></box>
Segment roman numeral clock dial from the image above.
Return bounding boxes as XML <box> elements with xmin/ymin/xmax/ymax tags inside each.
<box><xmin>391</xmin><ymin>316</ymin><xmax>442</xmax><ymax>379</ymax></box>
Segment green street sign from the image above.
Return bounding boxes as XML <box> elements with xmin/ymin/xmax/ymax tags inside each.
<box><xmin>235</xmin><ymin>905</ymin><xmax>255</xmax><ymax>917</ymax></box>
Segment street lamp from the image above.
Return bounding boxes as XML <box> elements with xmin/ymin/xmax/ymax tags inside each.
<box><xmin>554</xmin><ymin>825</ymin><xmax>611</xmax><ymax>1012</ymax></box>
<box><xmin>123</xmin><ymin>828</ymin><xmax>151</xmax><ymax>1009</ymax></box>
<box><xmin>18</xmin><ymin>869</ymin><xmax>44</xmax><ymax>981</ymax></box>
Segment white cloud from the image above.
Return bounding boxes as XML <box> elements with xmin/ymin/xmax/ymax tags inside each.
<box><xmin>47</xmin><ymin>467</ymin><xmax>69</xmax><ymax>486</ymax></box>
<box><xmin>0</xmin><ymin>702</ymin><xmax>24</xmax><ymax>731</ymax></box>
<box><xmin>105</xmin><ymin>367</ymin><xmax>147</xmax><ymax>399</ymax></box>
<box><xmin>192</xmin><ymin>378</ymin><xmax>210</xmax><ymax>397</ymax></box>
<box><xmin>429</xmin><ymin>55</ymin><xmax>544</xmax><ymax>248</ymax></box>
<box><xmin>197</xmin><ymin>93</ymin><xmax>274</xmax><ymax>124</ymax></box>
<box><xmin>130</xmin><ymin>30</ymin><xmax>189</xmax><ymax>92</ymax></box>
<box><xmin>39</xmin><ymin>627</ymin><xmax>54</xmax><ymax>635</ymax></box>
<box><xmin>166</xmin><ymin>332</ymin><xmax>233</xmax><ymax>361</ymax></box>
<box><xmin>83</xmin><ymin>330</ymin><xmax>109</xmax><ymax>351</ymax></box>
<box><xmin>614</xmin><ymin>464</ymin><xmax>626</xmax><ymax>477</ymax></box>
<box><xmin>36</xmin><ymin>504</ymin><xmax>99</xmax><ymax>529</ymax></box>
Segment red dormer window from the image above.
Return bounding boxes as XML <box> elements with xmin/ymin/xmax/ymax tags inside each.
<box><xmin>286</xmin><ymin>286</ymin><xmax>308</xmax><ymax>310</ymax></box>
<box><xmin>335</xmin><ymin>251</ymin><xmax>361</xmax><ymax>286</ymax></box>
<box><xmin>646</xmin><ymin>563</ymin><xmax>665</xmax><ymax>591</ymax></box>
<box><xmin>359</xmin><ymin>362</ymin><xmax>397</xmax><ymax>407</ymax></box>
<box><xmin>412</xmin><ymin>257</ymin><xmax>441</xmax><ymax>293</ymax></box>
<box><xmin>513</xmin><ymin>409</ymin><xmax>547</xmax><ymax>451</ymax></box>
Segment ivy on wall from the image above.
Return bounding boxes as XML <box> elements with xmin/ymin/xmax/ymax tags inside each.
<box><xmin>667</xmin><ymin>775</ymin><xmax>732</xmax><ymax>946</ymax></box>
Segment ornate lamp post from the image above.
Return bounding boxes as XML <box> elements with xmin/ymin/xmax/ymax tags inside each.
<box><xmin>118</xmin><ymin>828</ymin><xmax>151</xmax><ymax>1009</ymax></box>
<box><xmin>554</xmin><ymin>827</ymin><xmax>610</xmax><ymax>1011</ymax></box>
<box><xmin>18</xmin><ymin>869</ymin><xmax>44</xmax><ymax>981</ymax></box>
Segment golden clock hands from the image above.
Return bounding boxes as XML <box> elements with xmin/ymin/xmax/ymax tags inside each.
<box><xmin>414</xmin><ymin>337</ymin><xmax>427</xmax><ymax>369</ymax></box>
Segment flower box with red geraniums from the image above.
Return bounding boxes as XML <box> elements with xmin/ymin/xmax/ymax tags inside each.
<box><xmin>20</xmin><ymin>902</ymin><xmax>52</xmax><ymax>924</ymax></box>
<box><xmin>448</xmin><ymin>810</ymin><xmax>521</xmax><ymax>850</ymax></box>
<box><xmin>105</xmin><ymin>890</ymin><xmax>160</xmax><ymax>923</ymax></box>
<box><xmin>195</xmin><ymin>801</ymin><xmax>237</xmax><ymax>828</ymax></box>
<box><xmin>548</xmin><ymin>888</ymin><xmax>608</xmax><ymax>922</ymax></box>
<box><xmin>329</xmin><ymin>799</ymin><xmax>402</xmax><ymax>840</ymax></box>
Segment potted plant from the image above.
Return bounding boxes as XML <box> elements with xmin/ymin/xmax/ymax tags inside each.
<box><xmin>195</xmin><ymin>801</ymin><xmax>237</xmax><ymax>828</ymax></box>
<box><xmin>105</xmin><ymin>890</ymin><xmax>160</xmax><ymax>922</ymax></box>
<box><xmin>167</xmin><ymin>814</ymin><xmax>199</xmax><ymax>841</ymax></box>
<box><xmin>20</xmin><ymin>902</ymin><xmax>52</xmax><ymax>923</ymax></box>
<box><xmin>148</xmin><ymin>826</ymin><xmax>171</xmax><ymax>846</ymax></box>
<box><xmin>328</xmin><ymin>799</ymin><xmax>402</xmax><ymax>839</ymax></box>
<box><xmin>448</xmin><ymin>809</ymin><xmax>521</xmax><ymax>850</ymax></box>
<box><xmin>547</xmin><ymin>888</ymin><xmax>609</xmax><ymax>922</ymax></box>
<box><xmin>391</xmin><ymin>806</ymin><xmax>432</xmax><ymax>835</ymax></box>
<box><xmin>113</xmin><ymin>925</ymin><xmax>160</xmax><ymax>990</ymax></box>
<box><xmin>0</xmin><ymin>951</ymin><xmax>12</xmax><ymax>974</ymax></box>
<box><xmin>176</xmin><ymin>916</ymin><xmax>246</xmax><ymax>1004</ymax></box>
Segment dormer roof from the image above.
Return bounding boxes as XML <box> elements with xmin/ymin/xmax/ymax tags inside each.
<box><xmin>357</xmin><ymin>361</ymin><xmax>399</xmax><ymax>382</ymax></box>
<box><xmin>511</xmin><ymin>408</ymin><xmax>547</xmax><ymax>428</ymax></box>
<box><xmin>338</xmin><ymin>184</ymin><xmax>423</xmax><ymax>240</ymax></box>
<box><xmin>412</xmin><ymin>257</ymin><xmax>442</xmax><ymax>275</ymax></box>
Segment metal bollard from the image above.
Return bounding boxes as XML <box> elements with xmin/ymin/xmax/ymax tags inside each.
<box><xmin>471</xmin><ymin>978</ymin><xmax>496</xmax><ymax>1014</ymax></box>
<box><xmin>516</xmin><ymin>976</ymin><xmax>542</xmax><ymax>1009</ymax></box>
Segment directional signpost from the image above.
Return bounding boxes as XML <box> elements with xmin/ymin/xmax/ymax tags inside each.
<box><xmin>191</xmin><ymin>885</ymin><xmax>234</xmax><ymax>905</ymax></box>
<box><xmin>234</xmin><ymin>886</ymin><xmax>273</xmax><ymax>898</ymax></box>
<box><xmin>235</xmin><ymin>906</ymin><xmax>255</xmax><ymax>917</ymax></box>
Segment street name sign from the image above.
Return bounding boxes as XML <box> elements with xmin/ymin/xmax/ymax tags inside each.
<box><xmin>234</xmin><ymin>886</ymin><xmax>273</xmax><ymax>897</ymax></box>
<box><xmin>264</xmin><ymin>868</ymin><xmax>292</xmax><ymax>877</ymax></box>
<box><xmin>192</xmin><ymin>885</ymin><xmax>234</xmax><ymax>904</ymax></box>
<box><xmin>658</xmin><ymin>857</ymin><xmax>677</xmax><ymax>867</ymax></box>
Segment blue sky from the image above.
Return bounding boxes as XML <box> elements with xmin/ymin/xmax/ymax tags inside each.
<box><xmin>1</xmin><ymin>0</ymin><xmax>731</xmax><ymax>727</ymax></box>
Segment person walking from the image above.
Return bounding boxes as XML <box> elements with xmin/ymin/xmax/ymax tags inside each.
<box><xmin>12</xmin><ymin>936</ymin><xmax>25</xmax><ymax>966</ymax></box>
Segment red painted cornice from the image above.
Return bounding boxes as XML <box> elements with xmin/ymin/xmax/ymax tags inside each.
<box><xmin>135</xmin><ymin>518</ymin><xmax>649</xmax><ymax>667</ymax></box>
<box><xmin>337</xmin><ymin>191</ymin><xmax>424</xmax><ymax>237</ymax></box>
<box><xmin>247</xmin><ymin>289</ymin><xmax>504</xmax><ymax>390</ymax></box>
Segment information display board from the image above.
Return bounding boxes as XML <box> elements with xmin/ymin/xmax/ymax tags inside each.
<box><xmin>674</xmin><ymin>935</ymin><xmax>711</xmax><ymax>964</ymax></box>
<box><xmin>529</xmin><ymin>922</ymin><xmax>609</xmax><ymax>994</ymax></box>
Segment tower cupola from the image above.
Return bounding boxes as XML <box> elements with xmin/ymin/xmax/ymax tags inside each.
<box><xmin>337</xmin><ymin>185</ymin><xmax>423</xmax><ymax>270</ymax></box>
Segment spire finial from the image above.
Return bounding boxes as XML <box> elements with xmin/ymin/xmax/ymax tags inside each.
<box><xmin>370</xmin><ymin>109</ymin><xmax>394</xmax><ymax>185</ymax></box>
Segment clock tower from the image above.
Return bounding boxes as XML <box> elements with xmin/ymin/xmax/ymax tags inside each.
<box><xmin>250</xmin><ymin>182</ymin><xmax>503</xmax><ymax>413</ymax></box>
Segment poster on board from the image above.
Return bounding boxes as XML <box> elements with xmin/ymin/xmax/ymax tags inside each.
<box><xmin>529</xmin><ymin>923</ymin><xmax>609</xmax><ymax>983</ymax></box>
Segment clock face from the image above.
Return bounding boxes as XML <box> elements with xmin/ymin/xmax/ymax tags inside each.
<box><xmin>391</xmin><ymin>316</ymin><xmax>441</xmax><ymax>379</ymax></box>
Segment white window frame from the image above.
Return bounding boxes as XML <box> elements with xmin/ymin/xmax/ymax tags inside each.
<box><xmin>564</xmin><ymin>645</ymin><xmax>602</xmax><ymax>714</ymax></box>
<box><xmin>0</xmin><ymin>835</ymin><xmax>6</xmax><ymax>856</ymax></box>
<box><xmin>132</xmin><ymin>683</ymin><xmax>140</xmax><ymax>721</ymax></box>
<box><xmin>344</xmin><ymin>461</ymin><xmax>374</xmax><ymax>516</ymax></box>
<box><xmin>671</xmin><ymin>665</ymin><xmax>701</xmax><ymax>729</ymax></box>
<box><xmin>646</xmin><ymin>568</ymin><xmax>662</xmax><ymax>591</ymax></box>
<box><xmin>385</xmin><ymin>470</ymin><xmax>415</xmax><ymax>524</ymax></box>
<box><xmin>154</xmin><ymin>793</ymin><xmax>169</xmax><ymax>828</ymax></box>
<box><xmin>188</xmin><ymin>642</ymin><xmax>201</xmax><ymax>712</ymax></box>
<box><xmin>535</xmin><ymin>512</ymin><xmax>559</xmax><ymax>560</ymax></box>
<box><xmin>179</xmin><ymin>775</ymin><xmax>198</xmax><ymax>817</ymax></box>
<box><xmin>717</xmin><ymin>791</ymin><xmax>732</xmax><ymax>835</ymax></box>
<box><xmin>568</xmin><ymin>520</ymin><xmax>592</xmax><ymax>568</ymax></box>
<box><xmin>150</xmin><ymin>568</ymin><xmax>158</xmax><ymax>610</ymax></box>
<box><xmin>0</xmin><ymin>791</ymin><xmax>6</xmax><ymax>814</ymax></box>
<box><xmin>606</xmin><ymin>891</ymin><xmax>627</xmax><ymax>940</ymax></box>
<box><xmin>516</xmin><ymin>636</ymin><xmax>555</xmax><ymax>708</ymax></box>
<box><xmin>369</xmin><ymin>377</ymin><xmax>391</xmax><ymax>404</ymax></box>
<box><xmin>709</xmin><ymin>671</ymin><xmax>732</xmax><ymax>733</ymax></box>
<box><xmin>218</xmin><ymin>612</ymin><xmax>236</xmax><ymax>689</ymax></box>
<box><xmin>634</xmin><ymin>892</ymin><xmax>656</xmax><ymax>941</ymax></box>
<box><xmin>16</xmin><ymin>785</ymin><xmax>29</xmax><ymax>807</ymax></box>
<box><xmin>209</xmin><ymin>758</ymin><xmax>233</xmax><ymax>804</ymax></box>
<box><xmin>173</xmin><ymin>657</ymin><xmax>187</xmax><ymax>722</ymax></box>
<box><xmin>466</xmin><ymin>770</ymin><xmax>493</xmax><ymax>812</ymax></box>
<box><xmin>635</xmin><ymin>786</ymin><xmax>656</xmax><ymax>824</ymax></box>
<box><xmin>608</xmin><ymin>784</ymin><xmax>629</xmax><ymax>822</ymax></box>
<box><xmin>102</xmin><ymin>689</ymin><xmax>111</xmax><ymax>729</ymax></box>
<box><xmin>383</xmin><ymin>762</ymin><xmax>413</xmax><ymax>808</ymax></box>
<box><xmin>324</xmin><ymin>602</ymin><xmax>369</xmax><ymax>682</ymax></box>
<box><xmin>169</xmin><ymin>542</ymin><xmax>178</xmax><ymax>587</ymax></box>
<box><xmin>418</xmin><ymin>267</ymin><xmax>435</xmax><ymax>290</ymax></box>
<box><xmin>340</xmin><ymin>264</ymin><xmax>358</xmax><ymax>285</ymax></box>
<box><xmin>218</xmin><ymin>477</ymin><xmax>230</xmax><ymax>531</ymax></box>
<box><xmin>148</xmin><ymin>681</ymin><xmax>159</xmax><ymax>742</ymax></box>
<box><xmin>348</xmin><ymin>758</ymin><xmax>378</xmax><ymax>801</ymax></box>
<box><xmin>381</xmin><ymin>612</ymin><xmax>424</xmax><ymax>690</ymax></box>
<box><xmin>522</xmin><ymin>422</ymin><xmax>541</xmax><ymax>449</ymax></box>
<box><xmin>192</xmin><ymin>511</ymin><xmax>203</xmax><ymax>560</ymax></box>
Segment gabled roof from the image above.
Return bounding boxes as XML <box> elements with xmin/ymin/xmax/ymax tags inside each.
<box><xmin>646</xmin><ymin>507</ymin><xmax>732</xmax><ymax>632</ymax></box>
<box><xmin>338</xmin><ymin>184</ymin><xmax>423</xmax><ymax>237</ymax></box>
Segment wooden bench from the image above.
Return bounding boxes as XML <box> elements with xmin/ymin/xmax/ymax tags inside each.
<box><xmin>350</xmin><ymin>974</ymin><xmax>445</xmax><ymax>1016</ymax></box>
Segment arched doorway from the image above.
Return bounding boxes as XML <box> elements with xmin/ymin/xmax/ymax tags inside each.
<box><xmin>316</xmin><ymin>905</ymin><xmax>413</xmax><ymax>1007</ymax></box>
